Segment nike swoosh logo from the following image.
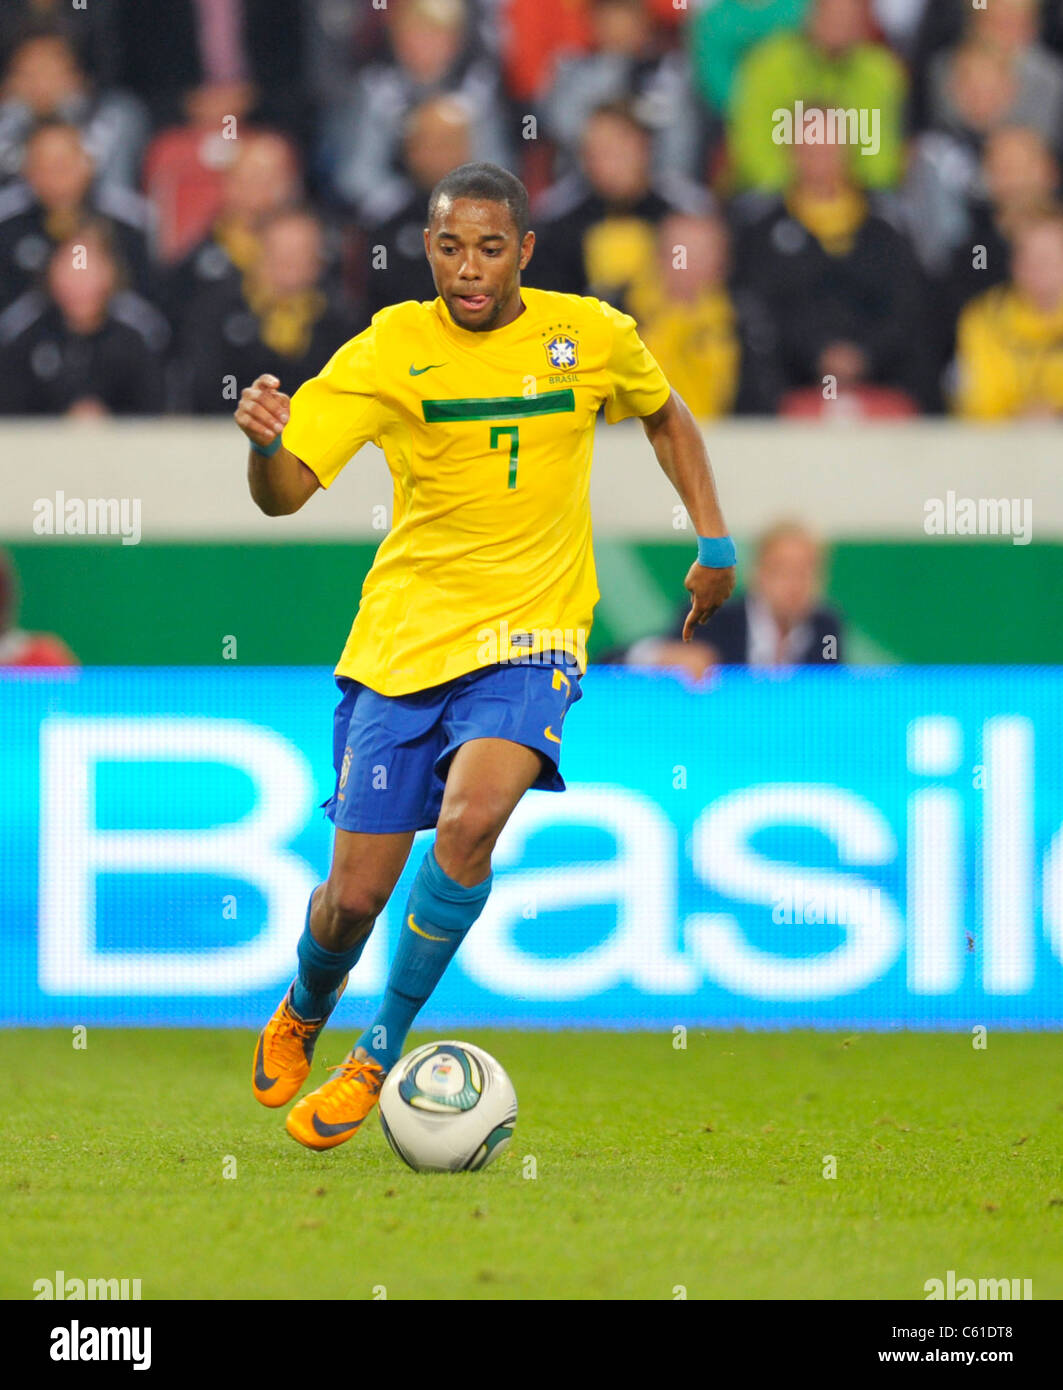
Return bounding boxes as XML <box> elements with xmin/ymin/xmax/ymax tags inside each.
<box><xmin>408</xmin><ymin>913</ymin><xmax>448</xmax><ymax>942</ymax></box>
<box><xmin>544</xmin><ymin>726</ymin><xmax>561</xmax><ymax>744</ymax></box>
<box><xmin>254</xmin><ymin>1035</ymin><xmax>278</xmax><ymax>1091</ymax></box>
<box><xmin>409</xmin><ymin>363</ymin><xmax>446</xmax><ymax>376</ymax></box>
<box><xmin>311</xmin><ymin>1111</ymin><xmax>364</xmax><ymax>1138</ymax></box>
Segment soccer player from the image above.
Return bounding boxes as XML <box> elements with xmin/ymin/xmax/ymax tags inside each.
<box><xmin>235</xmin><ymin>163</ymin><xmax>735</xmax><ymax>1151</ymax></box>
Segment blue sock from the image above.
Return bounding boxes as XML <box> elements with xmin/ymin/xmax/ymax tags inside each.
<box><xmin>355</xmin><ymin>848</ymin><xmax>492</xmax><ymax>1071</ymax></box>
<box><xmin>291</xmin><ymin>889</ymin><xmax>368</xmax><ymax>1020</ymax></box>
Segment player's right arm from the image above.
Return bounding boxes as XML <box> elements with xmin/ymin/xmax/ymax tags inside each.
<box><xmin>235</xmin><ymin>373</ymin><xmax>321</xmax><ymax>515</ymax></box>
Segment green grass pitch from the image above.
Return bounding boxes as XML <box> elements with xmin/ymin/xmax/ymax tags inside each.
<box><xmin>2</xmin><ymin>1028</ymin><xmax>1061</xmax><ymax>1300</ymax></box>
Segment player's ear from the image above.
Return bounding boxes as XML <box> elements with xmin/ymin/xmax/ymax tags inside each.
<box><xmin>519</xmin><ymin>230</ymin><xmax>535</xmax><ymax>270</ymax></box>
<box><xmin>422</xmin><ymin>227</ymin><xmax>431</xmax><ymax>260</ymax></box>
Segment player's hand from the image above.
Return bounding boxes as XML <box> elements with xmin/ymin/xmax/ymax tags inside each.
<box><xmin>682</xmin><ymin>560</ymin><xmax>736</xmax><ymax>641</ymax></box>
<box><xmin>234</xmin><ymin>374</ymin><xmax>290</xmax><ymax>450</ymax></box>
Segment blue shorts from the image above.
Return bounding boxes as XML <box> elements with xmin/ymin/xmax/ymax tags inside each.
<box><xmin>323</xmin><ymin>657</ymin><xmax>584</xmax><ymax>833</ymax></box>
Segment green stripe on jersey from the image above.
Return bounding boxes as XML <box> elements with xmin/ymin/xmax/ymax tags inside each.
<box><xmin>421</xmin><ymin>390</ymin><xmax>575</xmax><ymax>423</ymax></box>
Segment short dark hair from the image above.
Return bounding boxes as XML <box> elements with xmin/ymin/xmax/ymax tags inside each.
<box><xmin>427</xmin><ymin>162</ymin><xmax>530</xmax><ymax>238</ymax></box>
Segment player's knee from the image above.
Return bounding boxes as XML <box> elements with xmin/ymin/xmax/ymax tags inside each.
<box><xmin>435</xmin><ymin>799</ymin><xmax>504</xmax><ymax>876</ymax></box>
<box><xmin>319</xmin><ymin>878</ymin><xmax>390</xmax><ymax>944</ymax></box>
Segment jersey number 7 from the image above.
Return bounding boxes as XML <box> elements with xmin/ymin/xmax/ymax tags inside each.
<box><xmin>489</xmin><ymin>425</ymin><xmax>520</xmax><ymax>490</ymax></box>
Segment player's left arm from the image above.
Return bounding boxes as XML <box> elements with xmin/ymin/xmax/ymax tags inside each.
<box><xmin>641</xmin><ymin>390</ymin><xmax>737</xmax><ymax>640</ymax></box>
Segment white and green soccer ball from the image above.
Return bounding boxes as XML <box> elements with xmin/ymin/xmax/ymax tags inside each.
<box><xmin>378</xmin><ymin>1041</ymin><xmax>517</xmax><ymax>1173</ymax></box>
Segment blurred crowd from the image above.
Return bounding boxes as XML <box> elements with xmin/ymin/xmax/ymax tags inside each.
<box><xmin>1</xmin><ymin>0</ymin><xmax>1063</xmax><ymax>420</ymax></box>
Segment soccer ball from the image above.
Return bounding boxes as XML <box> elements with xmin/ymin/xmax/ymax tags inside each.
<box><xmin>378</xmin><ymin>1040</ymin><xmax>517</xmax><ymax>1173</ymax></box>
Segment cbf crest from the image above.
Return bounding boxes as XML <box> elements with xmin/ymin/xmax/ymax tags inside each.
<box><xmin>544</xmin><ymin>333</ymin><xmax>578</xmax><ymax>371</ymax></box>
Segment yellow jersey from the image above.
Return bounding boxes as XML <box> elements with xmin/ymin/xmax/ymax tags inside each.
<box><xmin>954</xmin><ymin>285</ymin><xmax>1063</xmax><ymax>421</ymax></box>
<box><xmin>625</xmin><ymin>282</ymin><xmax>740</xmax><ymax>420</ymax></box>
<box><xmin>283</xmin><ymin>286</ymin><xmax>671</xmax><ymax>695</ymax></box>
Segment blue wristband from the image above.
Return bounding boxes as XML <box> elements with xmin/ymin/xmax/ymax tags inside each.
<box><xmin>697</xmin><ymin>535</ymin><xmax>737</xmax><ymax>569</ymax></box>
<box><xmin>250</xmin><ymin>433</ymin><xmax>282</xmax><ymax>458</ymax></box>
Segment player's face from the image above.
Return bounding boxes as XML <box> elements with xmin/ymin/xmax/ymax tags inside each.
<box><xmin>425</xmin><ymin>197</ymin><xmax>535</xmax><ymax>331</ymax></box>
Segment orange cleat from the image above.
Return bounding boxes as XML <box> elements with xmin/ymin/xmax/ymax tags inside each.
<box><xmin>252</xmin><ymin>980</ymin><xmax>346</xmax><ymax>1108</ymax></box>
<box><xmin>285</xmin><ymin>1052</ymin><xmax>386</xmax><ymax>1151</ymax></box>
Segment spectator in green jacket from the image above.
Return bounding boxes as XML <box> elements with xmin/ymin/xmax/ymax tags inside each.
<box><xmin>689</xmin><ymin>0</ymin><xmax>810</xmax><ymax>114</ymax></box>
<box><xmin>728</xmin><ymin>0</ymin><xmax>907</xmax><ymax>191</ymax></box>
